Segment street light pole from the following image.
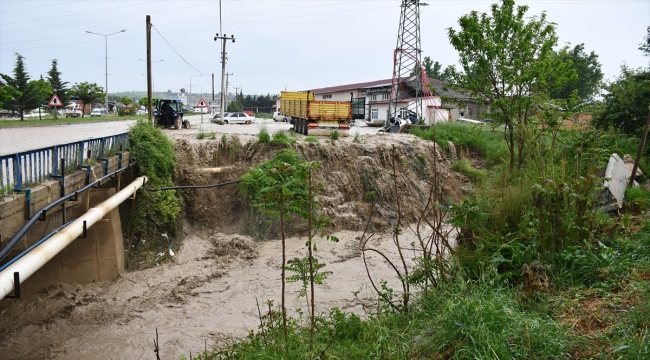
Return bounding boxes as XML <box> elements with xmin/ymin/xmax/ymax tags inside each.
<box><xmin>190</xmin><ymin>74</ymin><xmax>202</xmax><ymax>108</ymax></box>
<box><xmin>86</xmin><ymin>29</ymin><xmax>126</xmax><ymax>114</ymax></box>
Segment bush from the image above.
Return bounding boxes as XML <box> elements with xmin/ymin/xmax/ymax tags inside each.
<box><xmin>271</xmin><ymin>131</ymin><xmax>295</xmax><ymax>144</ymax></box>
<box><xmin>330</xmin><ymin>129</ymin><xmax>340</xmax><ymax>141</ymax></box>
<box><xmin>124</xmin><ymin>120</ymin><xmax>182</xmax><ymax>268</ymax></box>
<box><xmin>258</xmin><ymin>126</ymin><xmax>270</xmax><ymax>143</ymax></box>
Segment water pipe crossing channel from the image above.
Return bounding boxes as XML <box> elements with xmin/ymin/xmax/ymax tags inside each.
<box><xmin>0</xmin><ymin>168</ymin><xmax>241</xmax><ymax>300</ymax></box>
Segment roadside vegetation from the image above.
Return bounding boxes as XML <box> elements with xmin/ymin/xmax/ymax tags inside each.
<box><xmin>122</xmin><ymin>120</ymin><xmax>183</xmax><ymax>270</ymax></box>
<box><xmin>0</xmin><ymin>114</ymin><xmax>148</xmax><ymax>128</ymax></box>
<box><xmin>178</xmin><ymin>1</ymin><xmax>650</xmax><ymax>359</ymax></box>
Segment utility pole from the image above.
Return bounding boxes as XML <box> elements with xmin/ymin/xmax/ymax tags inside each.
<box><xmin>214</xmin><ymin>33</ymin><xmax>235</xmax><ymax>123</ymax></box>
<box><xmin>234</xmin><ymin>87</ymin><xmax>241</xmax><ymax>105</ymax></box>
<box><xmin>146</xmin><ymin>15</ymin><xmax>152</xmax><ymax>124</ymax></box>
<box><xmin>212</xmin><ymin>73</ymin><xmax>215</xmax><ymax>100</ymax></box>
<box><xmin>225</xmin><ymin>73</ymin><xmax>233</xmax><ymax>109</ymax></box>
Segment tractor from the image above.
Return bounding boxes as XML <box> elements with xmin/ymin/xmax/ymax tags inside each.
<box><xmin>153</xmin><ymin>99</ymin><xmax>190</xmax><ymax>129</ymax></box>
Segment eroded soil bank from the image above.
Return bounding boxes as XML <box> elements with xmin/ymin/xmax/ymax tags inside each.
<box><xmin>0</xmin><ymin>134</ymin><xmax>460</xmax><ymax>359</ymax></box>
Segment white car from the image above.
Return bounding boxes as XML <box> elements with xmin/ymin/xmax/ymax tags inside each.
<box><xmin>273</xmin><ymin>111</ymin><xmax>290</xmax><ymax>122</ymax></box>
<box><xmin>216</xmin><ymin>112</ymin><xmax>255</xmax><ymax>124</ymax></box>
<box><xmin>90</xmin><ymin>108</ymin><xmax>107</xmax><ymax>117</ymax></box>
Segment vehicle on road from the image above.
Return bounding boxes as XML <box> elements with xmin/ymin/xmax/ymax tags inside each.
<box><xmin>90</xmin><ymin>108</ymin><xmax>107</xmax><ymax>117</ymax></box>
<box><xmin>282</xmin><ymin>91</ymin><xmax>365</xmax><ymax>136</ymax></box>
<box><xmin>153</xmin><ymin>99</ymin><xmax>190</xmax><ymax>129</ymax></box>
<box><xmin>273</xmin><ymin>111</ymin><xmax>290</xmax><ymax>122</ymax></box>
<box><xmin>64</xmin><ymin>103</ymin><xmax>83</xmax><ymax>118</ymax></box>
<box><xmin>213</xmin><ymin>112</ymin><xmax>255</xmax><ymax>124</ymax></box>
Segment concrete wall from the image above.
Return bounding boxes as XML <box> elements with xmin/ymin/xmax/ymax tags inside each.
<box><xmin>0</xmin><ymin>153</ymin><xmax>131</xmax><ymax>297</ymax></box>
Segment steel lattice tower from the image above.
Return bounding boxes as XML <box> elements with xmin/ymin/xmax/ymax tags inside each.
<box><xmin>388</xmin><ymin>0</ymin><xmax>425</xmax><ymax>131</ymax></box>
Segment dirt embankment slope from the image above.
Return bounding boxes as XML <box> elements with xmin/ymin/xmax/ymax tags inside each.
<box><xmin>175</xmin><ymin>133</ymin><xmax>462</xmax><ymax>235</ymax></box>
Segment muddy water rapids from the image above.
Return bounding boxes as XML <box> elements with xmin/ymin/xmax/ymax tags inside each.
<box><xmin>0</xmin><ymin>227</ymin><xmax>451</xmax><ymax>359</ymax></box>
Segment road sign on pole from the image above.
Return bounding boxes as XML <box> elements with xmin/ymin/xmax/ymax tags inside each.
<box><xmin>48</xmin><ymin>94</ymin><xmax>63</xmax><ymax>107</ymax></box>
<box><xmin>195</xmin><ymin>98</ymin><xmax>208</xmax><ymax>108</ymax></box>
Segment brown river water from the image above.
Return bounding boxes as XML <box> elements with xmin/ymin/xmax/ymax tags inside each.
<box><xmin>0</xmin><ymin>227</ymin><xmax>448</xmax><ymax>359</ymax></box>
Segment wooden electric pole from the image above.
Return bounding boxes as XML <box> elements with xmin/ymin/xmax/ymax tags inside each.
<box><xmin>629</xmin><ymin>107</ymin><xmax>650</xmax><ymax>186</ymax></box>
<box><xmin>146</xmin><ymin>15</ymin><xmax>153</xmax><ymax>124</ymax></box>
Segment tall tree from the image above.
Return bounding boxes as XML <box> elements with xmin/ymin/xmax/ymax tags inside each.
<box><xmin>29</xmin><ymin>76</ymin><xmax>53</xmax><ymax>120</ymax></box>
<box><xmin>120</xmin><ymin>97</ymin><xmax>133</xmax><ymax>106</ymax></box>
<box><xmin>446</xmin><ymin>0</ymin><xmax>573</xmax><ymax>170</ymax></box>
<box><xmin>411</xmin><ymin>56</ymin><xmax>454</xmax><ymax>81</ymax></box>
<box><xmin>70</xmin><ymin>82</ymin><xmax>104</xmax><ymax>118</ymax></box>
<box><xmin>46</xmin><ymin>59</ymin><xmax>69</xmax><ymax>106</ymax></box>
<box><xmin>550</xmin><ymin>44</ymin><xmax>603</xmax><ymax>101</ymax></box>
<box><xmin>0</xmin><ymin>80</ymin><xmax>21</xmax><ymax>111</ymax></box>
<box><xmin>593</xmin><ymin>65</ymin><xmax>650</xmax><ymax>138</ymax></box>
<box><xmin>0</xmin><ymin>53</ymin><xmax>38</xmax><ymax>120</ymax></box>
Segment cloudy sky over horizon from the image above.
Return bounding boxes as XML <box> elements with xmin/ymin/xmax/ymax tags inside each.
<box><xmin>1</xmin><ymin>0</ymin><xmax>648</xmax><ymax>99</ymax></box>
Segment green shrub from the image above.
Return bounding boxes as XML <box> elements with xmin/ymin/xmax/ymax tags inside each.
<box><xmin>330</xmin><ymin>129</ymin><xmax>340</xmax><ymax>141</ymax></box>
<box><xmin>125</xmin><ymin>120</ymin><xmax>182</xmax><ymax>268</ymax></box>
<box><xmin>258</xmin><ymin>126</ymin><xmax>270</xmax><ymax>143</ymax></box>
<box><xmin>304</xmin><ymin>136</ymin><xmax>319</xmax><ymax>143</ymax></box>
<box><xmin>271</xmin><ymin>130</ymin><xmax>295</xmax><ymax>144</ymax></box>
<box><xmin>196</xmin><ymin>128</ymin><xmax>206</xmax><ymax>139</ymax></box>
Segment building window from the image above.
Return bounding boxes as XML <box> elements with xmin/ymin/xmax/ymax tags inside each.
<box><xmin>371</xmin><ymin>94</ymin><xmax>377</xmax><ymax>101</ymax></box>
<box><xmin>323</xmin><ymin>94</ymin><xmax>332</xmax><ymax>99</ymax></box>
<box><xmin>382</xmin><ymin>93</ymin><xmax>389</xmax><ymax>100</ymax></box>
<box><xmin>371</xmin><ymin>108</ymin><xmax>378</xmax><ymax>120</ymax></box>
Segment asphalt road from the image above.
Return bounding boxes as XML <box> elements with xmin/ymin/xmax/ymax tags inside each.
<box><xmin>0</xmin><ymin>115</ymin><xmax>380</xmax><ymax>156</ymax></box>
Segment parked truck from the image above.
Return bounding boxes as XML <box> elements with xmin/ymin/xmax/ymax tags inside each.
<box><xmin>282</xmin><ymin>91</ymin><xmax>363</xmax><ymax>136</ymax></box>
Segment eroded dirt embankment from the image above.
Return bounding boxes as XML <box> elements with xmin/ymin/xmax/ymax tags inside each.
<box><xmin>0</xmin><ymin>134</ymin><xmax>461</xmax><ymax>359</ymax></box>
<box><xmin>176</xmin><ymin>134</ymin><xmax>462</xmax><ymax>234</ymax></box>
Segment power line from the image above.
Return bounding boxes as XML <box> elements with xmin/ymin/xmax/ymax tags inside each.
<box><xmin>1</xmin><ymin>1</ymin><xmax>158</xmax><ymax>25</ymax></box>
<box><xmin>0</xmin><ymin>0</ymin><xmax>82</xmax><ymax>14</ymax></box>
<box><xmin>151</xmin><ymin>23</ymin><xmax>206</xmax><ymax>74</ymax></box>
<box><xmin>1</xmin><ymin>0</ymin><xmax>383</xmax><ymax>48</ymax></box>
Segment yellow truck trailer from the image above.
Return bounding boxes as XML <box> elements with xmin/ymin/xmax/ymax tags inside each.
<box><xmin>281</xmin><ymin>91</ymin><xmax>355</xmax><ymax>136</ymax></box>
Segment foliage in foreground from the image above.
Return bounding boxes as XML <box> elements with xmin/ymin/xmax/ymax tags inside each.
<box><xmin>124</xmin><ymin>120</ymin><xmax>182</xmax><ymax>269</ymax></box>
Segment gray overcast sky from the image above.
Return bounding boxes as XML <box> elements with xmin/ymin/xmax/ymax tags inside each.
<box><xmin>1</xmin><ymin>0</ymin><xmax>648</xmax><ymax>98</ymax></box>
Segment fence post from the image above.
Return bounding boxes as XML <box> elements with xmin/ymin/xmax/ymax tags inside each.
<box><xmin>78</xmin><ymin>141</ymin><xmax>84</xmax><ymax>167</ymax></box>
<box><xmin>13</xmin><ymin>154</ymin><xmax>22</xmax><ymax>191</ymax></box>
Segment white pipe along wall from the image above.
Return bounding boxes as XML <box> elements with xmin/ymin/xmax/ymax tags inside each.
<box><xmin>0</xmin><ymin>176</ymin><xmax>147</xmax><ymax>300</ymax></box>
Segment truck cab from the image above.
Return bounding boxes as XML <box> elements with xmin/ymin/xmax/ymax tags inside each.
<box><xmin>153</xmin><ymin>99</ymin><xmax>189</xmax><ymax>129</ymax></box>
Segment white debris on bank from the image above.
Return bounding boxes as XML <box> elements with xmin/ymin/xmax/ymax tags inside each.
<box><xmin>601</xmin><ymin>153</ymin><xmax>640</xmax><ymax>212</ymax></box>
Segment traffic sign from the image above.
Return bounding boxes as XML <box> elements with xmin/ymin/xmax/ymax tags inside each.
<box><xmin>195</xmin><ymin>98</ymin><xmax>208</xmax><ymax>108</ymax></box>
<box><xmin>48</xmin><ymin>94</ymin><xmax>63</xmax><ymax>107</ymax></box>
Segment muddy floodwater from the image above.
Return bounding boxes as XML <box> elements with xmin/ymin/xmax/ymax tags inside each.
<box><xmin>0</xmin><ymin>227</ymin><xmax>448</xmax><ymax>359</ymax></box>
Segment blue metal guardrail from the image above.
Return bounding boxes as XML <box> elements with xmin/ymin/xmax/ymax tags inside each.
<box><xmin>0</xmin><ymin>133</ymin><xmax>129</xmax><ymax>191</ymax></box>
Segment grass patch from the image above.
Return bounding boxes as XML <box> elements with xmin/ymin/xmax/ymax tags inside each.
<box><xmin>451</xmin><ymin>158</ymin><xmax>488</xmax><ymax>183</ymax></box>
<box><xmin>304</xmin><ymin>136</ymin><xmax>319</xmax><ymax>143</ymax></box>
<box><xmin>0</xmin><ymin>114</ymin><xmax>147</xmax><ymax>128</ymax></box>
<box><xmin>411</xmin><ymin>122</ymin><xmax>509</xmax><ymax>167</ymax></box>
<box><xmin>258</xmin><ymin>125</ymin><xmax>270</xmax><ymax>143</ymax></box>
<box><xmin>271</xmin><ymin>130</ymin><xmax>295</xmax><ymax>144</ymax></box>
<box><xmin>196</xmin><ymin>128</ymin><xmax>206</xmax><ymax>139</ymax></box>
<box><xmin>330</xmin><ymin>129</ymin><xmax>340</xmax><ymax>141</ymax></box>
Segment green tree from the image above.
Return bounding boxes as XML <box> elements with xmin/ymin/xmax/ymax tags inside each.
<box><xmin>226</xmin><ymin>100</ymin><xmax>243</xmax><ymax>112</ymax></box>
<box><xmin>446</xmin><ymin>0</ymin><xmax>573</xmax><ymax>170</ymax></box>
<box><xmin>120</xmin><ymin>97</ymin><xmax>133</xmax><ymax>106</ymax></box>
<box><xmin>28</xmin><ymin>76</ymin><xmax>53</xmax><ymax>120</ymax></box>
<box><xmin>0</xmin><ymin>82</ymin><xmax>21</xmax><ymax>111</ymax></box>
<box><xmin>0</xmin><ymin>53</ymin><xmax>38</xmax><ymax>120</ymax></box>
<box><xmin>46</xmin><ymin>59</ymin><xmax>69</xmax><ymax>106</ymax></box>
<box><xmin>550</xmin><ymin>43</ymin><xmax>603</xmax><ymax>101</ymax></box>
<box><xmin>138</xmin><ymin>97</ymin><xmax>158</xmax><ymax>108</ymax></box>
<box><xmin>411</xmin><ymin>57</ymin><xmax>454</xmax><ymax>81</ymax></box>
<box><xmin>593</xmin><ymin>65</ymin><xmax>650</xmax><ymax>137</ymax></box>
<box><xmin>70</xmin><ymin>82</ymin><xmax>104</xmax><ymax>118</ymax></box>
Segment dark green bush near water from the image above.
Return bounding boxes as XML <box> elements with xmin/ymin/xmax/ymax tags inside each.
<box><xmin>124</xmin><ymin>120</ymin><xmax>182</xmax><ymax>268</ymax></box>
